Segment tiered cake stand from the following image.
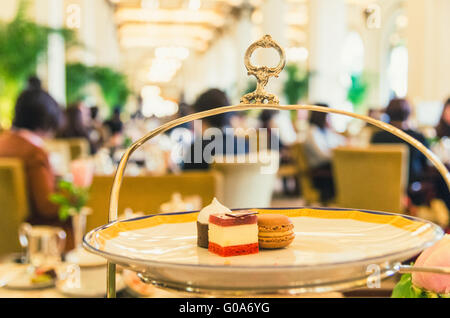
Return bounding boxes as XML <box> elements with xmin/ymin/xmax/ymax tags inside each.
<box><xmin>83</xmin><ymin>35</ymin><xmax>450</xmax><ymax>298</ymax></box>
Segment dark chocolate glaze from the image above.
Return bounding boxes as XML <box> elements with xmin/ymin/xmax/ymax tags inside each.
<box><xmin>197</xmin><ymin>221</ymin><xmax>209</xmax><ymax>248</ymax></box>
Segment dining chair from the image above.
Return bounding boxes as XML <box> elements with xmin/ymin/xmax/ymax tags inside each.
<box><xmin>276</xmin><ymin>144</ymin><xmax>301</xmax><ymax>195</ymax></box>
<box><xmin>63</xmin><ymin>138</ymin><xmax>90</xmax><ymax>160</ymax></box>
<box><xmin>85</xmin><ymin>171</ymin><xmax>224</xmax><ymax>231</ymax></box>
<box><xmin>0</xmin><ymin>158</ymin><xmax>29</xmax><ymax>256</ymax></box>
<box><xmin>332</xmin><ymin>144</ymin><xmax>409</xmax><ymax>213</ymax></box>
<box><xmin>212</xmin><ymin>151</ymin><xmax>279</xmax><ymax>209</ymax></box>
<box><xmin>45</xmin><ymin>138</ymin><xmax>89</xmax><ymax>160</ymax></box>
<box><xmin>292</xmin><ymin>143</ymin><xmax>321</xmax><ymax>205</ymax></box>
<box><xmin>43</xmin><ymin>139</ymin><xmax>71</xmax><ymax>176</ymax></box>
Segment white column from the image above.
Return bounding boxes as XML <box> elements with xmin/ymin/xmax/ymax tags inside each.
<box><xmin>47</xmin><ymin>0</ymin><xmax>66</xmax><ymax>106</ymax></box>
<box><xmin>0</xmin><ymin>0</ymin><xmax>18</xmax><ymax>21</ymax></box>
<box><xmin>259</xmin><ymin>0</ymin><xmax>287</xmax><ymax>99</ymax></box>
<box><xmin>260</xmin><ymin>0</ymin><xmax>287</xmax><ymax>48</ymax></box>
<box><xmin>233</xmin><ymin>4</ymin><xmax>253</xmax><ymax>99</ymax></box>
<box><xmin>406</xmin><ymin>0</ymin><xmax>450</xmax><ymax>104</ymax></box>
<box><xmin>260</xmin><ymin>0</ymin><xmax>299</xmax><ymax>144</ymax></box>
<box><xmin>308</xmin><ymin>0</ymin><xmax>347</xmax><ymax>106</ymax></box>
<box><xmin>81</xmin><ymin>0</ymin><xmax>97</xmax><ymax>65</ymax></box>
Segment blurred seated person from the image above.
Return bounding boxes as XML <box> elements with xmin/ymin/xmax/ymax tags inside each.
<box><xmin>0</xmin><ymin>77</ymin><xmax>73</xmax><ymax>248</ymax></box>
<box><xmin>357</xmin><ymin>108</ymin><xmax>385</xmax><ymax>145</ymax></box>
<box><xmin>87</xmin><ymin>106</ymin><xmax>105</xmax><ymax>152</ymax></box>
<box><xmin>172</xmin><ymin>99</ymin><xmax>194</xmax><ymax>131</ymax></box>
<box><xmin>260</xmin><ymin>109</ymin><xmax>299</xmax><ymax>195</ymax></box>
<box><xmin>371</xmin><ymin>98</ymin><xmax>429</xmax><ymax>184</ymax></box>
<box><xmin>303</xmin><ymin>103</ymin><xmax>346</xmax><ymax>203</ymax></box>
<box><xmin>57</xmin><ymin>101</ymin><xmax>97</xmax><ymax>154</ymax></box>
<box><xmin>229</xmin><ymin>109</ymin><xmax>250</xmax><ymax>132</ymax></box>
<box><xmin>259</xmin><ymin>109</ymin><xmax>282</xmax><ymax>151</ymax></box>
<box><xmin>274</xmin><ymin>110</ymin><xmax>298</xmax><ymax>147</ymax></box>
<box><xmin>103</xmin><ymin>106</ymin><xmax>124</xmax><ymax>149</ymax></box>
<box><xmin>433</xmin><ymin>98</ymin><xmax>450</xmax><ymax>211</ymax></box>
<box><xmin>436</xmin><ymin>98</ymin><xmax>450</xmax><ymax>139</ymax></box>
<box><xmin>104</xmin><ymin>106</ymin><xmax>124</xmax><ymax>135</ymax></box>
<box><xmin>181</xmin><ymin>89</ymin><xmax>249</xmax><ymax>170</ymax></box>
<box><xmin>371</xmin><ymin>98</ymin><xmax>430</xmax><ymax>207</ymax></box>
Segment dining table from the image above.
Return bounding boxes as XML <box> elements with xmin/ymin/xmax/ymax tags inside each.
<box><xmin>0</xmin><ymin>282</ymin><xmax>185</xmax><ymax>298</ymax></box>
<box><xmin>0</xmin><ymin>281</ymin><xmax>397</xmax><ymax>298</ymax></box>
<box><xmin>0</xmin><ymin>252</ymin><xmax>398</xmax><ymax>298</ymax></box>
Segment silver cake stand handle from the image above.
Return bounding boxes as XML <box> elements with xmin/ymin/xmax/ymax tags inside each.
<box><xmin>397</xmin><ymin>264</ymin><xmax>450</xmax><ymax>275</ymax></box>
<box><xmin>102</xmin><ymin>35</ymin><xmax>450</xmax><ymax>298</ymax></box>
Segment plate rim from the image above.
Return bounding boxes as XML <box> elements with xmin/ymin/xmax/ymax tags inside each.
<box><xmin>1</xmin><ymin>264</ymin><xmax>56</xmax><ymax>290</ymax></box>
<box><xmin>83</xmin><ymin>206</ymin><xmax>444</xmax><ymax>270</ymax></box>
<box><xmin>83</xmin><ymin>207</ymin><xmax>444</xmax><ymax>270</ymax></box>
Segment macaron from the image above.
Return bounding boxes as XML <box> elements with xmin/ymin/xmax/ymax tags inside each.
<box><xmin>257</xmin><ymin>214</ymin><xmax>295</xmax><ymax>249</ymax></box>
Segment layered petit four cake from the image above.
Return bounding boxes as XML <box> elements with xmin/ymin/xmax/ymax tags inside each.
<box><xmin>208</xmin><ymin>211</ymin><xmax>259</xmax><ymax>257</ymax></box>
<box><xmin>197</xmin><ymin>198</ymin><xmax>232</xmax><ymax>248</ymax></box>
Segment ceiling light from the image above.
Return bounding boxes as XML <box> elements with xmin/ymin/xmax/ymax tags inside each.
<box><xmin>155</xmin><ymin>47</ymin><xmax>190</xmax><ymax>60</ymax></box>
<box><xmin>141</xmin><ymin>0</ymin><xmax>159</xmax><ymax>9</ymax></box>
<box><xmin>395</xmin><ymin>15</ymin><xmax>408</xmax><ymax>28</ymax></box>
<box><xmin>285</xmin><ymin>10</ymin><xmax>308</xmax><ymax>26</ymax></box>
<box><xmin>118</xmin><ymin>24</ymin><xmax>214</xmax><ymax>42</ymax></box>
<box><xmin>141</xmin><ymin>85</ymin><xmax>161</xmax><ymax>97</ymax></box>
<box><xmin>286</xmin><ymin>47</ymin><xmax>308</xmax><ymax>62</ymax></box>
<box><xmin>251</xmin><ymin>9</ymin><xmax>263</xmax><ymax>24</ymax></box>
<box><xmin>148</xmin><ymin>58</ymin><xmax>182</xmax><ymax>83</ymax></box>
<box><xmin>187</xmin><ymin>0</ymin><xmax>201</xmax><ymax>11</ymax></box>
<box><xmin>141</xmin><ymin>85</ymin><xmax>179</xmax><ymax>118</ymax></box>
<box><xmin>120</xmin><ymin>37</ymin><xmax>208</xmax><ymax>51</ymax></box>
<box><xmin>115</xmin><ymin>8</ymin><xmax>225</xmax><ymax>28</ymax></box>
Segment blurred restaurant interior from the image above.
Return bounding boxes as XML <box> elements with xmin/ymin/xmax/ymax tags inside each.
<box><xmin>0</xmin><ymin>0</ymin><xmax>449</xmax><ymax>298</ymax></box>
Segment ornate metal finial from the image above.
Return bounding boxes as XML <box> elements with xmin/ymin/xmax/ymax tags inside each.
<box><xmin>240</xmin><ymin>34</ymin><xmax>286</xmax><ymax>105</ymax></box>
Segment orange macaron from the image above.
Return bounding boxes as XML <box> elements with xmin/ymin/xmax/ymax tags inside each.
<box><xmin>257</xmin><ymin>214</ymin><xmax>295</xmax><ymax>249</ymax></box>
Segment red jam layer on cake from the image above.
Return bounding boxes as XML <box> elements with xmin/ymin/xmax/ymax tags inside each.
<box><xmin>208</xmin><ymin>212</ymin><xmax>259</xmax><ymax>257</ymax></box>
<box><xmin>208</xmin><ymin>242</ymin><xmax>259</xmax><ymax>257</ymax></box>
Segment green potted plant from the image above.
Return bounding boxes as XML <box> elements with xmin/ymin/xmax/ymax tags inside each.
<box><xmin>283</xmin><ymin>63</ymin><xmax>310</xmax><ymax>105</ymax></box>
<box><xmin>282</xmin><ymin>63</ymin><xmax>311</xmax><ymax>122</ymax></box>
<box><xmin>65</xmin><ymin>63</ymin><xmax>95</xmax><ymax>104</ymax></box>
<box><xmin>347</xmin><ymin>72</ymin><xmax>369</xmax><ymax>113</ymax></box>
<box><xmin>0</xmin><ymin>0</ymin><xmax>75</xmax><ymax>127</ymax></box>
<box><xmin>65</xmin><ymin>62</ymin><xmax>131</xmax><ymax>116</ymax></box>
<box><xmin>50</xmin><ymin>159</ymin><xmax>94</xmax><ymax>251</ymax></box>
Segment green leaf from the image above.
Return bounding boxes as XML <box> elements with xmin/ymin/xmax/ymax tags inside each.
<box><xmin>346</xmin><ymin>72</ymin><xmax>373</xmax><ymax>112</ymax></box>
<box><xmin>65</xmin><ymin>63</ymin><xmax>131</xmax><ymax>115</ymax></box>
<box><xmin>50</xmin><ymin>179</ymin><xmax>90</xmax><ymax>221</ymax></box>
<box><xmin>392</xmin><ymin>273</ymin><xmax>412</xmax><ymax>298</ymax></box>
<box><xmin>243</xmin><ymin>79</ymin><xmax>257</xmax><ymax>95</ymax></box>
<box><xmin>92</xmin><ymin>66</ymin><xmax>130</xmax><ymax>114</ymax></box>
<box><xmin>49</xmin><ymin>193</ymin><xmax>70</xmax><ymax>206</ymax></box>
<box><xmin>282</xmin><ymin>63</ymin><xmax>310</xmax><ymax>105</ymax></box>
<box><xmin>391</xmin><ymin>273</ymin><xmax>448</xmax><ymax>298</ymax></box>
<box><xmin>66</xmin><ymin>62</ymin><xmax>95</xmax><ymax>104</ymax></box>
<box><xmin>58</xmin><ymin>180</ymin><xmax>75</xmax><ymax>193</ymax></box>
<box><xmin>58</xmin><ymin>205</ymin><xmax>71</xmax><ymax>222</ymax></box>
<box><xmin>0</xmin><ymin>0</ymin><xmax>75</xmax><ymax>127</ymax></box>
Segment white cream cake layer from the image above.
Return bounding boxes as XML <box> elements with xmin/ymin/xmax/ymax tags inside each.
<box><xmin>208</xmin><ymin>223</ymin><xmax>258</xmax><ymax>247</ymax></box>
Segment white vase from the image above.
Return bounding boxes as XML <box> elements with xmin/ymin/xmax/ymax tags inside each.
<box><xmin>65</xmin><ymin>206</ymin><xmax>105</xmax><ymax>266</ymax></box>
<box><xmin>71</xmin><ymin>207</ymin><xmax>91</xmax><ymax>250</ymax></box>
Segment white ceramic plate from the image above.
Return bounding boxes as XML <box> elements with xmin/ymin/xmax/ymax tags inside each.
<box><xmin>56</xmin><ymin>272</ymin><xmax>125</xmax><ymax>298</ymax></box>
<box><xmin>1</xmin><ymin>264</ymin><xmax>55</xmax><ymax>290</ymax></box>
<box><xmin>83</xmin><ymin>207</ymin><xmax>444</xmax><ymax>295</ymax></box>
